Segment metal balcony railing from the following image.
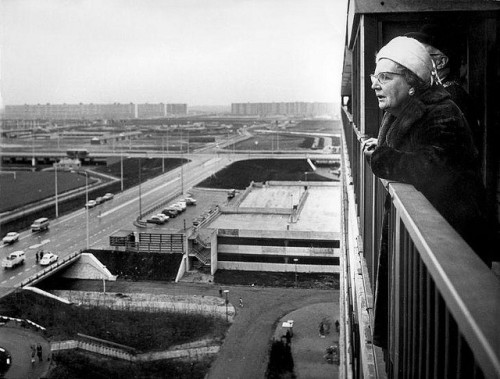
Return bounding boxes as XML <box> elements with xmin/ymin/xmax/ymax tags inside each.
<box><xmin>341</xmin><ymin>106</ymin><xmax>500</xmax><ymax>379</ymax></box>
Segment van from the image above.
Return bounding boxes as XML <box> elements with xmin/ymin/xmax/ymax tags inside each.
<box><xmin>31</xmin><ymin>217</ymin><xmax>50</xmax><ymax>232</ymax></box>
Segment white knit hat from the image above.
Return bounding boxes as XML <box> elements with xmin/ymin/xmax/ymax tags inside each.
<box><xmin>377</xmin><ymin>36</ymin><xmax>434</xmax><ymax>84</ymax></box>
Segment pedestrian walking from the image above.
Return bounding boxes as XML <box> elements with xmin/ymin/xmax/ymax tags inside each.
<box><xmin>219</xmin><ymin>287</ymin><xmax>223</xmax><ymax>297</ymax></box>
<box><xmin>31</xmin><ymin>345</ymin><xmax>36</xmax><ymax>366</ymax></box>
<box><xmin>335</xmin><ymin>320</ymin><xmax>340</xmax><ymax>334</ymax></box>
<box><xmin>35</xmin><ymin>252</ymin><xmax>39</xmax><ymax>262</ymax></box>
<box><xmin>239</xmin><ymin>297</ymin><xmax>243</xmax><ymax>308</ymax></box>
<box><xmin>39</xmin><ymin>250</ymin><xmax>44</xmax><ymax>259</ymax></box>
<box><xmin>37</xmin><ymin>343</ymin><xmax>43</xmax><ymax>362</ymax></box>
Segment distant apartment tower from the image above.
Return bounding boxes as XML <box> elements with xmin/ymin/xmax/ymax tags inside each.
<box><xmin>137</xmin><ymin>103</ymin><xmax>166</xmax><ymax>118</ymax></box>
<box><xmin>231</xmin><ymin>102</ymin><xmax>334</xmax><ymax>117</ymax></box>
<box><xmin>167</xmin><ymin>103</ymin><xmax>187</xmax><ymax>115</ymax></box>
<box><xmin>3</xmin><ymin>102</ymin><xmax>187</xmax><ymax>120</ymax></box>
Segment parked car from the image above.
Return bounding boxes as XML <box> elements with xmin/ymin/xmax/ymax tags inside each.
<box><xmin>154</xmin><ymin>214</ymin><xmax>169</xmax><ymax>222</ymax></box>
<box><xmin>170</xmin><ymin>203</ymin><xmax>184</xmax><ymax>213</ymax></box>
<box><xmin>40</xmin><ymin>252</ymin><xmax>58</xmax><ymax>266</ymax></box>
<box><xmin>85</xmin><ymin>200</ymin><xmax>97</xmax><ymax>208</ymax></box>
<box><xmin>2</xmin><ymin>232</ymin><xmax>20</xmax><ymax>245</ymax></box>
<box><xmin>227</xmin><ymin>189</ymin><xmax>236</xmax><ymax>198</ymax></box>
<box><xmin>182</xmin><ymin>197</ymin><xmax>197</xmax><ymax>205</ymax></box>
<box><xmin>2</xmin><ymin>251</ymin><xmax>25</xmax><ymax>269</ymax></box>
<box><xmin>95</xmin><ymin>197</ymin><xmax>105</xmax><ymax>205</ymax></box>
<box><xmin>162</xmin><ymin>208</ymin><xmax>179</xmax><ymax>218</ymax></box>
<box><xmin>177</xmin><ymin>201</ymin><xmax>187</xmax><ymax>210</ymax></box>
<box><xmin>103</xmin><ymin>193</ymin><xmax>114</xmax><ymax>201</ymax></box>
<box><xmin>146</xmin><ymin>215</ymin><xmax>166</xmax><ymax>224</ymax></box>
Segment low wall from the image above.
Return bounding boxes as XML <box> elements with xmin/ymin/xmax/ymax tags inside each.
<box><xmin>51</xmin><ymin>339</ymin><xmax>220</xmax><ymax>362</ymax></box>
<box><xmin>61</xmin><ymin>253</ymin><xmax>117</xmax><ymax>281</ymax></box>
<box><xmin>52</xmin><ymin>290</ymin><xmax>235</xmax><ymax>321</ymax></box>
<box><xmin>217</xmin><ymin>261</ymin><xmax>340</xmax><ymax>273</ymax></box>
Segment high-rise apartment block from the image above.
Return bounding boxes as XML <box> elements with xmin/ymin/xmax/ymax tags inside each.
<box><xmin>231</xmin><ymin>102</ymin><xmax>334</xmax><ymax>117</ymax></box>
<box><xmin>3</xmin><ymin>102</ymin><xmax>188</xmax><ymax>120</ymax></box>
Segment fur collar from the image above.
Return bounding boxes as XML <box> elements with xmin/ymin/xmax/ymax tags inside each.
<box><xmin>378</xmin><ymin>85</ymin><xmax>451</xmax><ymax>147</ymax></box>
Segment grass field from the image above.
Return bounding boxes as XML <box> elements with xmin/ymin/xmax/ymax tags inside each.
<box><xmin>230</xmin><ymin>134</ymin><xmax>312</xmax><ymax>151</ymax></box>
<box><xmin>0</xmin><ymin>158</ymin><xmax>187</xmax><ymax>235</ymax></box>
<box><xmin>0</xmin><ymin>171</ymin><xmax>97</xmax><ymax>213</ymax></box>
<box><xmin>197</xmin><ymin>159</ymin><xmax>332</xmax><ymax>190</ymax></box>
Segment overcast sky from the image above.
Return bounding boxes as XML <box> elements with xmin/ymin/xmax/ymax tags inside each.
<box><xmin>0</xmin><ymin>0</ymin><xmax>347</xmax><ymax>106</ymax></box>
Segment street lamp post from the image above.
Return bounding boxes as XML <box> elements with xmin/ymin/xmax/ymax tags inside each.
<box><xmin>162</xmin><ymin>136</ymin><xmax>165</xmax><ymax>173</ymax></box>
<box><xmin>54</xmin><ymin>161</ymin><xmax>59</xmax><ymax>218</ymax></box>
<box><xmin>293</xmin><ymin>258</ymin><xmax>298</xmax><ymax>287</ymax></box>
<box><xmin>223</xmin><ymin>290</ymin><xmax>230</xmax><ymax>322</ymax></box>
<box><xmin>83</xmin><ymin>171</ymin><xmax>89</xmax><ymax>249</ymax></box>
<box><xmin>138</xmin><ymin>157</ymin><xmax>142</xmax><ymax>217</ymax></box>
<box><xmin>120</xmin><ymin>148</ymin><xmax>124</xmax><ymax>192</ymax></box>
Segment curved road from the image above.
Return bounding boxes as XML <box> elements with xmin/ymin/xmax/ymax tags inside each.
<box><xmin>0</xmin><ymin>155</ymin><xmax>231</xmax><ymax>296</ymax></box>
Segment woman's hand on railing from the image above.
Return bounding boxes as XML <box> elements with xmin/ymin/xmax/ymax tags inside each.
<box><xmin>361</xmin><ymin>138</ymin><xmax>378</xmax><ymax>158</ymax></box>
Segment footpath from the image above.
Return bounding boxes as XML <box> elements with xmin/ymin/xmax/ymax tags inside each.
<box><xmin>1</xmin><ymin>280</ymin><xmax>339</xmax><ymax>378</ymax></box>
<box><xmin>0</xmin><ymin>321</ymin><xmax>51</xmax><ymax>379</ymax></box>
<box><xmin>49</xmin><ymin>280</ymin><xmax>340</xmax><ymax>379</ymax></box>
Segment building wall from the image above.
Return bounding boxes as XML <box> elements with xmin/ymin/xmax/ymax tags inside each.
<box><xmin>230</xmin><ymin>102</ymin><xmax>335</xmax><ymax>117</ymax></box>
<box><xmin>3</xmin><ymin>102</ymin><xmax>187</xmax><ymax>120</ymax></box>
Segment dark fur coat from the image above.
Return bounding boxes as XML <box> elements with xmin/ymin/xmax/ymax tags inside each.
<box><xmin>369</xmin><ymin>85</ymin><xmax>493</xmax><ymax>349</ymax></box>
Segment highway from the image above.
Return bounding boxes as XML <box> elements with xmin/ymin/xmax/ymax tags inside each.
<box><xmin>0</xmin><ymin>154</ymin><xmax>233</xmax><ymax>296</ymax></box>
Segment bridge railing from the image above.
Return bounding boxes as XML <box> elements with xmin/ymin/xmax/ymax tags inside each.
<box><xmin>19</xmin><ymin>250</ymin><xmax>82</xmax><ymax>288</ymax></box>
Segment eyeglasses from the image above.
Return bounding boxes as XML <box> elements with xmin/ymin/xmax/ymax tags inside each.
<box><xmin>370</xmin><ymin>72</ymin><xmax>403</xmax><ymax>85</ymax></box>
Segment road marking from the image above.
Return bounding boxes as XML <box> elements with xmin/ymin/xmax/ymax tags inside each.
<box><xmin>25</xmin><ymin>268</ymin><xmax>31</xmax><ymax>272</ymax></box>
<box><xmin>99</xmin><ymin>177</ymin><xmax>178</xmax><ymax>217</ymax></box>
<box><xmin>1</xmin><ymin>280</ymin><xmax>6</xmax><ymax>284</ymax></box>
<box><xmin>9</xmin><ymin>276</ymin><xmax>15</xmax><ymax>280</ymax></box>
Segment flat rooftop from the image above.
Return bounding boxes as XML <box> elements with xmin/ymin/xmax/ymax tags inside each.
<box><xmin>207</xmin><ymin>182</ymin><xmax>340</xmax><ymax>234</ymax></box>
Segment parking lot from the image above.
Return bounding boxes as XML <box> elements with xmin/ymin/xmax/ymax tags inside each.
<box><xmin>140</xmin><ymin>187</ymin><xmax>236</xmax><ymax>232</ymax></box>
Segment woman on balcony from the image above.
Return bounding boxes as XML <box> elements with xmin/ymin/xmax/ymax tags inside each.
<box><xmin>361</xmin><ymin>36</ymin><xmax>494</xmax><ymax>349</ymax></box>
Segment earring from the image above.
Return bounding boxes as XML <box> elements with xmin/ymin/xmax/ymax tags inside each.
<box><xmin>409</xmin><ymin>88</ymin><xmax>415</xmax><ymax>96</ymax></box>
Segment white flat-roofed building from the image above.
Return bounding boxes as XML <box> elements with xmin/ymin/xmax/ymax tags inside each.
<box><xmin>190</xmin><ymin>181</ymin><xmax>340</xmax><ymax>275</ymax></box>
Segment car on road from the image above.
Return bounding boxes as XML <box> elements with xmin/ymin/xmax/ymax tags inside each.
<box><xmin>2</xmin><ymin>232</ymin><xmax>20</xmax><ymax>245</ymax></box>
<box><xmin>146</xmin><ymin>215</ymin><xmax>166</xmax><ymax>224</ymax></box>
<box><xmin>31</xmin><ymin>217</ymin><xmax>50</xmax><ymax>232</ymax></box>
<box><xmin>2</xmin><ymin>251</ymin><xmax>25</xmax><ymax>269</ymax></box>
<box><xmin>85</xmin><ymin>200</ymin><xmax>97</xmax><ymax>208</ymax></box>
<box><xmin>40</xmin><ymin>252</ymin><xmax>58</xmax><ymax>266</ymax></box>
<box><xmin>95</xmin><ymin>197</ymin><xmax>105</xmax><ymax>205</ymax></box>
<box><xmin>103</xmin><ymin>193</ymin><xmax>114</xmax><ymax>201</ymax></box>
<box><xmin>227</xmin><ymin>189</ymin><xmax>236</xmax><ymax>198</ymax></box>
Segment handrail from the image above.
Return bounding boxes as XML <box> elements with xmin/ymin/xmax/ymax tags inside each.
<box><xmin>389</xmin><ymin>182</ymin><xmax>500</xmax><ymax>378</ymax></box>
